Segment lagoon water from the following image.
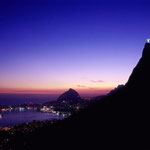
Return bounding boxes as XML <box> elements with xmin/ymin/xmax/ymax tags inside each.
<box><xmin>0</xmin><ymin>111</ymin><xmax>64</xmax><ymax>127</ymax></box>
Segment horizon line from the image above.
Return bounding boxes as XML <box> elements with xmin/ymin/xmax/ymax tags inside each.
<box><xmin>0</xmin><ymin>87</ymin><xmax>113</xmax><ymax>95</ymax></box>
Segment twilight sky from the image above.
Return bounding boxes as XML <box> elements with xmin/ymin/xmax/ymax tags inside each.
<box><xmin>0</xmin><ymin>0</ymin><xmax>150</xmax><ymax>95</ymax></box>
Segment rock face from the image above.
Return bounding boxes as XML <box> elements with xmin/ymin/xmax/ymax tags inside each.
<box><xmin>57</xmin><ymin>88</ymin><xmax>81</xmax><ymax>103</ymax></box>
<box><xmin>125</xmin><ymin>43</ymin><xmax>150</xmax><ymax>94</ymax></box>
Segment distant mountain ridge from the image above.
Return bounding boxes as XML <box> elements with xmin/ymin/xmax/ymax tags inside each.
<box><xmin>57</xmin><ymin>88</ymin><xmax>82</xmax><ymax>103</ymax></box>
<box><xmin>107</xmin><ymin>84</ymin><xmax>124</xmax><ymax>96</ymax></box>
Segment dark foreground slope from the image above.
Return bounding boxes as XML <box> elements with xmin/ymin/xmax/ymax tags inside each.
<box><xmin>3</xmin><ymin>43</ymin><xmax>150</xmax><ymax>150</ymax></box>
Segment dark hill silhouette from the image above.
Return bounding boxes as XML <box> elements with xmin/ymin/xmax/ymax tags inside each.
<box><xmin>107</xmin><ymin>84</ymin><xmax>124</xmax><ymax>96</ymax></box>
<box><xmin>125</xmin><ymin>43</ymin><xmax>150</xmax><ymax>93</ymax></box>
<box><xmin>4</xmin><ymin>43</ymin><xmax>150</xmax><ymax>150</ymax></box>
<box><xmin>57</xmin><ymin>88</ymin><xmax>81</xmax><ymax>103</ymax></box>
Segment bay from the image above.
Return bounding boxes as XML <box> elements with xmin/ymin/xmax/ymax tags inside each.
<box><xmin>0</xmin><ymin>111</ymin><xmax>64</xmax><ymax>127</ymax></box>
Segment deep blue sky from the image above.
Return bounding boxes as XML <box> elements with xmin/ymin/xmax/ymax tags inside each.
<box><xmin>0</xmin><ymin>0</ymin><xmax>150</xmax><ymax>95</ymax></box>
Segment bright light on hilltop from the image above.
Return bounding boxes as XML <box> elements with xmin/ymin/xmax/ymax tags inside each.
<box><xmin>147</xmin><ymin>39</ymin><xmax>150</xmax><ymax>43</ymax></box>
